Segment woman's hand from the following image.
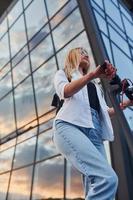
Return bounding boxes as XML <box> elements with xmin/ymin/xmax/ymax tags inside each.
<box><xmin>93</xmin><ymin>60</ymin><xmax>116</xmax><ymax>80</ymax></box>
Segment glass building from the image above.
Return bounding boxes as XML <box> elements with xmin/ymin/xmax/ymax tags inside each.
<box><xmin>0</xmin><ymin>0</ymin><xmax>132</xmax><ymax>200</ymax></box>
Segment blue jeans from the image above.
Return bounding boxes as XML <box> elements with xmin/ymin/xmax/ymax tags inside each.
<box><xmin>53</xmin><ymin>108</ymin><xmax>118</xmax><ymax>200</ymax></box>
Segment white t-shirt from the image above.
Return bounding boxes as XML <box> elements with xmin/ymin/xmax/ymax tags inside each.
<box><xmin>53</xmin><ymin>69</ymin><xmax>114</xmax><ymax>141</ymax></box>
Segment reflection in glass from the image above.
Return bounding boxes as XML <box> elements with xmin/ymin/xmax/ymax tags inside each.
<box><xmin>29</xmin><ymin>24</ymin><xmax>50</xmax><ymax>51</ymax></box>
<box><xmin>8</xmin><ymin>0</ymin><xmax>23</xmax><ymax>26</ymax></box>
<box><xmin>46</xmin><ymin>0</ymin><xmax>68</xmax><ymax>18</ymax></box>
<box><xmin>123</xmin><ymin>15</ymin><xmax>133</xmax><ymax>41</ymax></box>
<box><xmin>53</xmin><ymin>8</ymin><xmax>84</xmax><ymax>51</ymax></box>
<box><xmin>0</xmin><ymin>34</ymin><xmax>10</xmax><ymax>68</ymax></box>
<box><xmin>0</xmin><ymin>18</ymin><xmax>7</xmax><ymax>39</ymax></box>
<box><xmin>36</xmin><ymin>129</ymin><xmax>57</xmax><ymax>161</ymax></box>
<box><xmin>39</xmin><ymin>118</ymin><xmax>53</xmax><ymax>133</ymax></box>
<box><xmin>0</xmin><ymin>173</ymin><xmax>10</xmax><ymax>200</ymax></box>
<box><xmin>0</xmin><ymin>138</ymin><xmax>16</xmax><ymax>152</ymax></box>
<box><xmin>32</xmin><ymin>157</ymin><xmax>64</xmax><ymax>199</ymax></box>
<box><xmin>92</xmin><ymin>0</ymin><xmax>104</xmax><ymax>9</ymax></box>
<box><xmin>15</xmin><ymin>77</ymin><xmax>36</xmax><ymax>129</ymax></box>
<box><xmin>66</xmin><ymin>161</ymin><xmax>84</xmax><ymax>199</ymax></box>
<box><xmin>23</xmin><ymin>0</ymin><xmax>32</xmax><ymax>8</ymax></box>
<box><xmin>109</xmin><ymin>25</ymin><xmax>130</xmax><ymax>56</ymax></box>
<box><xmin>104</xmin><ymin>0</ymin><xmax>123</xmax><ymax>30</ymax></box>
<box><xmin>0</xmin><ymin>147</ymin><xmax>14</xmax><ymax>173</ymax></box>
<box><xmin>101</xmin><ymin>34</ymin><xmax>113</xmax><ymax>63</ymax></box>
<box><xmin>8</xmin><ymin>166</ymin><xmax>33</xmax><ymax>200</ymax></box>
<box><xmin>30</xmin><ymin>35</ymin><xmax>54</xmax><ymax>71</ymax></box>
<box><xmin>33</xmin><ymin>58</ymin><xmax>57</xmax><ymax>116</ymax></box>
<box><xmin>0</xmin><ymin>63</ymin><xmax>11</xmax><ymax>81</ymax></box>
<box><xmin>94</xmin><ymin>12</ymin><xmax>108</xmax><ymax>34</ymax></box>
<box><xmin>13</xmin><ymin>56</ymin><xmax>31</xmax><ymax>86</ymax></box>
<box><xmin>12</xmin><ymin>46</ymin><xmax>28</xmax><ymax>67</ymax></box>
<box><xmin>17</xmin><ymin>127</ymin><xmax>37</xmax><ymax>143</ymax></box>
<box><xmin>50</xmin><ymin>0</ymin><xmax>77</xmax><ymax>29</ymax></box>
<box><xmin>25</xmin><ymin>0</ymin><xmax>47</xmax><ymax>40</ymax></box>
<box><xmin>0</xmin><ymin>93</ymin><xmax>15</xmax><ymax>138</ymax></box>
<box><xmin>13</xmin><ymin>137</ymin><xmax>36</xmax><ymax>168</ymax></box>
<box><xmin>0</xmin><ymin>72</ymin><xmax>12</xmax><ymax>99</ymax></box>
<box><xmin>9</xmin><ymin>15</ymin><xmax>27</xmax><ymax>57</ymax></box>
<box><xmin>57</xmin><ymin>31</ymin><xmax>95</xmax><ymax>71</ymax></box>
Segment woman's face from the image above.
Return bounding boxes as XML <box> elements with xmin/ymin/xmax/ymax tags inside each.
<box><xmin>79</xmin><ymin>48</ymin><xmax>90</xmax><ymax>74</ymax></box>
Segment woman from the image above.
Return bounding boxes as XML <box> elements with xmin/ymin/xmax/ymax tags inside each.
<box><xmin>53</xmin><ymin>47</ymin><xmax>118</xmax><ymax>200</ymax></box>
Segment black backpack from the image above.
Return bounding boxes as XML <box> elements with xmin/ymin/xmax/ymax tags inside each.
<box><xmin>51</xmin><ymin>93</ymin><xmax>64</xmax><ymax>114</ymax></box>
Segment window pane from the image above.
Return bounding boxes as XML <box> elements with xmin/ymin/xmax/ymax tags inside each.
<box><xmin>8</xmin><ymin>166</ymin><xmax>33</xmax><ymax>200</ymax></box>
<box><xmin>53</xmin><ymin>8</ymin><xmax>84</xmax><ymax>51</ymax></box>
<box><xmin>9</xmin><ymin>15</ymin><xmax>27</xmax><ymax>57</ymax></box>
<box><xmin>0</xmin><ymin>34</ymin><xmax>10</xmax><ymax>68</ymax></box>
<box><xmin>0</xmin><ymin>93</ymin><xmax>15</xmax><ymax>138</ymax></box>
<box><xmin>109</xmin><ymin>25</ymin><xmax>130</xmax><ymax>56</ymax></box>
<box><xmin>104</xmin><ymin>0</ymin><xmax>123</xmax><ymax>30</ymax></box>
<box><xmin>0</xmin><ymin>63</ymin><xmax>10</xmax><ymax>80</ymax></box>
<box><xmin>30</xmin><ymin>35</ymin><xmax>54</xmax><ymax>71</ymax></box>
<box><xmin>57</xmin><ymin>31</ymin><xmax>96</xmax><ymax>71</ymax></box>
<box><xmin>101</xmin><ymin>34</ymin><xmax>113</xmax><ymax>63</ymax></box>
<box><xmin>12</xmin><ymin>46</ymin><xmax>28</xmax><ymax>67</ymax></box>
<box><xmin>0</xmin><ymin>147</ymin><xmax>14</xmax><ymax>173</ymax></box>
<box><xmin>8</xmin><ymin>0</ymin><xmax>23</xmax><ymax>26</ymax></box>
<box><xmin>0</xmin><ymin>173</ymin><xmax>10</xmax><ymax>200</ymax></box>
<box><xmin>15</xmin><ymin>77</ymin><xmax>36</xmax><ymax>128</ymax></box>
<box><xmin>36</xmin><ymin>129</ymin><xmax>57</xmax><ymax>161</ymax></box>
<box><xmin>13</xmin><ymin>137</ymin><xmax>36</xmax><ymax>168</ymax></box>
<box><xmin>17</xmin><ymin>127</ymin><xmax>37</xmax><ymax>143</ymax></box>
<box><xmin>32</xmin><ymin>157</ymin><xmax>64</xmax><ymax>199</ymax></box>
<box><xmin>33</xmin><ymin>58</ymin><xmax>56</xmax><ymax>116</ymax></box>
<box><xmin>66</xmin><ymin>161</ymin><xmax>84</xmax><ymax>199</ymax></box>
<box><xmin>123</xmin><ymin>16</ymin><xmax>133</xmax><ymax>41</ymax></box>
<box><xmin>46</xmin><ymin>0</ymin><xmax>68</xmax><ymax>18</ymax></box>
<box><xmin>0</xmin><ymin>139</ymin><xmax>16</xmax><ymax>152</ymax></box>
<box><xmin>92</xmin><ymin>0</ymin><xmax>104</xmax><ymax>9</ymax></box>
<box><xmin>25</xmin><ymin>0</ymin><xmax>47</xmax><ymax>40</ymax></box>
<box><xmin>13</xmin><ymin>56</ymin><xmax>31</xmax><ymax>86</ymax></box>
<box><xmin>23</xmin><ymin>0</ymin><xmax>32</xmax><ymax>8</ymax></box>
<box><xmin>0</xmin><ymin>72</ymin><xmax>12</xmax><ymax>99</ymax></box>
<box><xmin>0</xmin><ymin>18</ymin><xmax>7</xmax><ymax>39</ymax></box>
<box><xmin>29</xmin><ymin>24</ymin><xmax>50</xmax><ymax>51</ymax></box>
<box><xmin>94</xmin><ymin>12</ymin><xmax>108</xmax><ymax>34</ymax></box>
<box><xmin>50</xmin><ymin>0</ymin><xmax>77</xmax><ymax>29</ymax></box>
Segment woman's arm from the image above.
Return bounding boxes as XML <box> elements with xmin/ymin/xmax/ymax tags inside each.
<box><xmin>64</xmin><ymin>65</ymin><xmax>115</xmax><ymax>98</ymax></box>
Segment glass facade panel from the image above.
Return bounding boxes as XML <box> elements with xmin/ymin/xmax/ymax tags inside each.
<box><xmin>0</xmin><ymin>63</ymin><xmax>11</xmax><ymax>80</ymax></box>
<box><xmin>36</xmin><ymin>129</ymin><xmax>57</xmax><ymax>161</ymax></box>
<box><xmin>0</xmin><ymin>139</ymin><xmax>16</xmax><ymax>152</ymax></box>
<box><xmin>50</xmin><ymin>0</ymin><xmax>77</xmax><ymax>29</ymax></box>
<box><xmin>12</xmin><ymin>46</ymin><xmax>28</xmax><ymax>67</ymax></box>
<box><xmin>0</xmin><ymin>93</ymin><xmax>15</xmax><ymax>138</ymax></box>
<box><xmin>66</xmin><ymin>161</ymin><xmax>84</xmax><ymax>199</ymax></box>
<box><xmin>0</xmin><ymin>147</ymin><xmax>14</xmax><ymax>173</ymax></box>
<box><xmin>13</xmin><ymin>56</ymin><xmax>31</xmax><ymax>86</ymax></box>
<box><xmin>104</xmin><ymin>0</ymin><xmax>123</xmax><ymax>30</ymax></box>
<box><xmin>33</xmin><ymin>58</ymin><xmax>56</xmax><ymax>116</ymax></box>
<box><xmin>32</xmin><ymin>157</ymin><xmax>64</xmax><ymax>200</ymax></box>
<box><xmin>122</xmin><ymin>15</ymin><xmax>133</xmax><ymax>40</ymax></box>
<box><xmin>46</xmin><ymin>0</ymin><xmax>68</xmax><ymax>18</ymax></box>
<box><xmin>94</xmin><ymin>12</ymin><xmax>108</xmax><ymax>34</ymax></box>
<box><xmin>14</xmin><ymin>77</ymin><xmax>36</xmax><ymax>129</ymax></box>
<box><xmin>0</xmin><ymin>18</ymin><xmax>7</xmax><ymax>39</ymax></box>
<box><xmin>8</xmin><ymin>0</ymin><xmax>23</xmax><ymax>26</ymax></box>
<box><xmin>9</xmin><ymin>15</ymin><xmax>27</xmax><ymax>57</ymax></box>
<box><xmin>8</xmin><ymin>166</ymin><xmax>33</xmax><ymax>200</ymax></box>
<box><xmin>25</xmin><ymin>0</ymin><xmax>47</xmax><ymax>40</ymax></box>
<box><xmin>0</xmin><ymin>72</ymin><xmax>12</xmax><ymax>99</ymax></box>
<box><xmin>17</xmin><ymin>127</ymin><xmax>37</xmax><ymax>143</ymax></box>
<box><xmin>13</xmin><ymin>137</ymin><xmax>36</xmax><ymax>168</ymax></box>
<box><xmin>0</xmin><ymin>173</ymin><xmax>10</xmax><ymax>200</ymax></box>
<box><xmin>23</xmin><ymin>0</ymin><xmax>32</xmax><ymax>8</ymax></box>
<box><xmin>30</xmin><ymin>34</ymin><xmax>54</xmax><ymax>71</ymax></box>
<box><xmin>53</xmin><ymin>8</ymin><xmax>84</xmax><ymax>50</ymax></box>
<box><xmin>0</xmin><ymin>34</ymin><xmax>10</xmax><ymax>68</ymax></box>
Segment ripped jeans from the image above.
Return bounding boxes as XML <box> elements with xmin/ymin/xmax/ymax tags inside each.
<box><xmin>53</xmin><ymin>108</ymin><xmax>118</xmax><ymax>200</ymax></box>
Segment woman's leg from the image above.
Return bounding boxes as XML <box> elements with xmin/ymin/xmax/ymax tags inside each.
<box><xmin>54</xmin><ymin>120</ymin><xmax>118</xmax><ymax>200</ymax></box>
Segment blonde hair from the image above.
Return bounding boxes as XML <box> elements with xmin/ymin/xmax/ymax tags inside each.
<box><xmin>64</xmin><ymin>48</ymin><xmax>81</xmax><ymax>81</ymax></box>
